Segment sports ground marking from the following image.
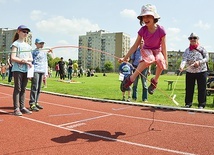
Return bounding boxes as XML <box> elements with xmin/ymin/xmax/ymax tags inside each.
<box><xmin>40</xmin><ymin>100</ymin><xmax>214</xmax><ymax>129</ymax></box>
<box><xmin>112</xmin><ymin>106</ymin><xmax>132</xmax><ymax>111</ymax></box>
<box><xmin>58</xmin><ymin>114</ymin><xmax>112</xmax><ymax>127</ymax></box>
<box><xmin>0</xmin><ymin>89</ymin><xmax>214</xmax><ymax>129</ymax></box>
<box><xmin>0</xmin><ymin>90</ymin><xmax>213</xmax><ymax>154</ymax></box>
<box><xmin>0</xmin><ymin>109</ymin><xmax>195</xmax><ymax>155</ymax></box>
<box><xmin>49</xmin><ymin>113</ymin><xmax>81</xmax><ymax>117</ymax></box>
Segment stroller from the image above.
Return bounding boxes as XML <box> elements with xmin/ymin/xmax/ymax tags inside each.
<box><xmin>206</xmin><ymin>71</ymin><xmax>214</xmax><ymax>96</ymax></box>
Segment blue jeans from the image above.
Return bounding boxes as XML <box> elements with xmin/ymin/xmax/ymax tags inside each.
<box><xmin>67</xmin><ymin>68</ymin><xmax>73</xmax><ymax>80</ymax></box>
<box><xmin>132</xmin><ymin>68</ymin><xmax>148</xmax><ymax>101</ymax></box>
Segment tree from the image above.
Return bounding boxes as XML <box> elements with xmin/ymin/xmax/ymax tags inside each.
<box><xmin>104</xmin><ymin>61</ymin><xmax>113</xmax><ymax>72</ymax></box>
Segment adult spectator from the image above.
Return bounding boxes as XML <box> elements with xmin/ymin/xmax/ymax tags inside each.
<box><xmin>67</xmin><ymin>59</ymin><xmax>73</xmax><ymax>80</ymax></box>
<box><xmin>58</xmin><ymin>57</ymin><xmax>65</xmax><ymax>80</ymax></box>
<box><xmin>179</xmin><ymin>33</ymin><xmax>209</xmax><ymax>109</ymax></box>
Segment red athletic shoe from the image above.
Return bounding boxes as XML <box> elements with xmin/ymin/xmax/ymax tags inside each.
<box><xmin>148</xmin><ymin>78</ymin><xmax>158</xmax><ymax>95</ymax></box>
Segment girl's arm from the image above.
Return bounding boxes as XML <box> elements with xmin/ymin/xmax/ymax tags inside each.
<box><xmin>161</xmin><ymin>36</ymin><xmax>168</xmax><ymax>67</ymax></box>
<box><xmin>26</xmin><ymin>51</ymin><xmax>33</xmax><ymax>62</ymax></box>
<box><xmin>10</xmin><ymin>46</ymin><xmax>25</xmax><ymax>63</ymax></box>
<box><xmin>11</xmin><ymin>46</ymin><xmax>33</xmax><ymax>67</ymax></box>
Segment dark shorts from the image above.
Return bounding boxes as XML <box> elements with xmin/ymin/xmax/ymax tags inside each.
<box><xmin>120</xmin><ymin>82</ymin><xmax>131</xmax><ymax>92</ymax></box>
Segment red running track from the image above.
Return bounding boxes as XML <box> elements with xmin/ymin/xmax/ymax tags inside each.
<box><xmin>0</xmin><ymin>85</ymin><xmax>214</xmax><ymax>155</ymax></box>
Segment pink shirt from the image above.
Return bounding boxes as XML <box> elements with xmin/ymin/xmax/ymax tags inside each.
<box><xmin>138</xmin><ymin>25</ymin><xmax>166</xmax><ymax>50</ymax></box>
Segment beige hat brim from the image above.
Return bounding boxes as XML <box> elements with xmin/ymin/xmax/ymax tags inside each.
<box><xmin>137</xmin><ymin>11</ymin><xmax>160</xmax><ymax>20</ymax></box>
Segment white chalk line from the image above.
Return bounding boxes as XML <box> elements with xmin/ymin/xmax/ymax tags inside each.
<box><xmin>58</xmin><ymin>114</ymin><xmax>112</xmax><ymax>127</ymax></box>
<box><xmin>0</xmin><ymin>90</ymin><xmax>214</xmax><ymax>129</ymax></box>
<box><xmin>49</xmin><ymin>113</ymin><xmax>81</xmax><ymax>117</ymax></box>
<box><xmin>0</xmin><ymin>109</ymin><xmax>195</xmax><ymax>155</ymax></box>
<box><xmin>40</xmin><ymin>100</ymin><xmax>214</xmax><ymax>129</ymax></box>
<box><xmin>112</xmin><ymin>106</ymin><xmax>132</xmax><ymax>111</ymax></box>
<box><xmin>0</xmin><ymin>90</ymin><xmax>210</xmax><ymax>154</ymax></box>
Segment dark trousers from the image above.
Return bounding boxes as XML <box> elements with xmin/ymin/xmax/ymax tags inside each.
<box><xmin>59</xmin><ymin>69</ymin><xmax>65</xmax><ymax>80</ymax></box>
<box><xmin>29</xmin><ymin>72</ymin><xmax>43</xmax><ymax>104</ymax></box>
<box><xmin>132</xmin><ymin>68</ymin><xmax>148</xmax><ymax>101</ymax></box>
<box><xmin>13</xmin><ymin>71</ymin><xmax>28</xmax><ymax>110</ymax></box>
<box><xmin>8</xmin><ymin>66</ymin><xmax>13</xmax><ymax>82</ymax></box>
<box><xmin>185</xmin><ymin>72</ymin><xmax>207</xmax><ymax>107</ymax></box>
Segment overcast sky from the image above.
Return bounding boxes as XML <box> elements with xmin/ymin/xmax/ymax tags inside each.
<box><xmin>0</xmin><ymin>0</ymin><xmax>213</xmax><ymax>60</ymax></box>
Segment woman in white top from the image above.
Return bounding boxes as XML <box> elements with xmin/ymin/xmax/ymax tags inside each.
<box><xmin>179</xmin><ymin>33</ymin><xmax>209</xmax><ymax>109</ymax></box>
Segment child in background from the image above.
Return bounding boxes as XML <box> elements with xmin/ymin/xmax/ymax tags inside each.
<box><xmin>1</xmin><ymin>64</ymin><xmax>6</xmax><ymax>80</ymax></box>
<box><xmin>119</xmin><ymin>57</ymin><xmax>133</xmax><ymax>102</ymax></box>
<box><xmin>11</xmin><ymin>25</ymin><xmax>33</xmax><ymax>116</ymax></box>
<box><xmin>120</xmin><ymin>4</ymin><xmax>167</xmax><ymax>95</ymax></box>
<box><xmin>29</xmin><ymin>38</ymin><xmax>51</xmax><ymax>111</ymax></box>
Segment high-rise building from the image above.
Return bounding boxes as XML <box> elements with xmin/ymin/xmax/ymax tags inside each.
<box><xmin>78</xmin><ymin>30</ymin><xmax>130</xmax><ymax>72</ymax></box>
<box><xmin>0</xmin><ymin>28</ymin><xmax>32</xmax><ymax>63</ymax></box>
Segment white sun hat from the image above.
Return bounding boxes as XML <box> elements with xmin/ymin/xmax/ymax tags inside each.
<box><xmin>137</xmin><ymin>4</ymin><xmax>160</xmax><ymax>20</ymax></box>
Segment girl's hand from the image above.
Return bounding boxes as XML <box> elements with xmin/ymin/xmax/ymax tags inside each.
<box><xmin>48</xmin><ymin>49</ymin><xmax>53</xmax><ymax>53</ymax></box>
<box><xmin>118</xmin><ymin>57</ymin><xmax>128</xmax><ymax>63</ymax></box>
<box><xmin>193</xmin><ymin>61</ymin><xmax>200</xmax><ymax>67</ymax></box>
<box><xmin>26</xmin><ymin>62</ymin><xmax>32</xmax><ymax>68</ymax></box>
<box><xmin>179</xmin><ymin>67</ymin><xmax>183</xmax><ymax>72</ymax></box>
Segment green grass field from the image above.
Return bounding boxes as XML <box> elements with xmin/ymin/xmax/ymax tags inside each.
<box><xmin>2</xmin><ymin>72</ymin><xmax>214</xmax><ymax>109</ymax></box>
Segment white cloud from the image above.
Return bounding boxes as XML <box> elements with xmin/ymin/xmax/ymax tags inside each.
<box><xmin>30</xmin><ymin>10</ymin><xmax>47</xmax><ymax>21</ymax></box>
<box><xmin>166</xmin><ymin>27</ymin><xmax>182</xmax><ymax>50</ymax></box>
<box><xmin>167</xmin><ymin>27</ymin><xmax>181</xmax><ymax>41</ymax></box>
<box><xmin>194</xmin><ymin>20</ymin><xmax>211</xmax><ymax>30</ymax></box>
<box><xmin>57</xmin><ymin>40</ymin><xmax>70</xmax><ymax>45</ymax></box>
<box><xmin>35</xmin><ymin>16</ymin><xmax>100</xmax><ymax>36</ymax></box>
<box><xmin>34</xmin><ymin>16</ymin><xmax>100</xmax><ymax>60</ymax></box>
<box><xmin>120</xmin><ymin>9</ymin><xmax>137</xmax><ymax>19</ymax></box>
<box><xmin>167</xmin><ymin>28</ymin><xmax>180</xmax><ymax>36</ymax></box>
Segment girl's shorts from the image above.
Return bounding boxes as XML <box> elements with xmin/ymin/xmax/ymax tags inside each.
<box><xmin>140</xmin><ymin>49</ymin><xmax>167</xmax><ymax>70</ymax></box>
<box><xmin>120</xmin><ymin>82</ymin><xmax>131</xmax><ymax>92</ymax></box>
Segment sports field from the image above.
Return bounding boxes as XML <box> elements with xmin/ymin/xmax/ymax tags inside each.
<box><xmin>0</xmin><ymin>84</ymin><xmax>214</xmax><ymax>155</ymax></box>
<box><xmin>5</xmin><ymin>73</ymin><xmax>214</xmax><ymax>109</ymax></box>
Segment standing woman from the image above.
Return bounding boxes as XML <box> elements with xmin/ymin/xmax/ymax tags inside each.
<box><xmin>179</xmin><ymin>33</ymin><xmax>209</xmax><ymax>109</ymax></box>
<box><xmin>11</xmin><ymin>25</ymin><xmax>33</xmax><ymax>116</ymax></box>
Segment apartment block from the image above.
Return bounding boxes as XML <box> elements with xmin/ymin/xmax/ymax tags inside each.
<box><xmin>78</xmin><ymin>30</ymin><xmax>130</xmax><ymax>72</ymax></box>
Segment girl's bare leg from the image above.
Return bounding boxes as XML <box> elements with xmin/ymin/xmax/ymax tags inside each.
<box><xmin>130</xmin><ymin>61</ymin><xmax>150</xmax><ymax>82</ymax></box>
<box><xmin>153</xmin><ymin>66</ymin><xmax>163</xmax><ymax>82</ymax></box>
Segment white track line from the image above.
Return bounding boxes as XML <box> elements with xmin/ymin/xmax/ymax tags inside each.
<box><xmin>0</xmin><ymin>92</ymin><xmax>12</xmax><ymax>96</ymax></box>
<box><xmin>58</xmin><ymin>114</ymin><xmax>112</xmax><ymax>127</ymax></box>
<box><xmin>0</xmin><ymin>109</ymin><xmax>195</xmax><ymax>155</ymax></box>
<box><xmin>0</xmin><ymin>91</ymin><xmax>213</xmax><ymax>129</ymax></box>
<box><xmin>40</xmin><ymin>100</ymin><xmax>214</xmax><ymax>129</ymax></box>
<box><xmin>49</xmin><ymin>113</ymin><xmax>81</xmax><ymax>117</ymax></box>
<box><xmin>112</xmin><ymin>106</ymin><xmax>132</xmax><ymax>111</ymax></box>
